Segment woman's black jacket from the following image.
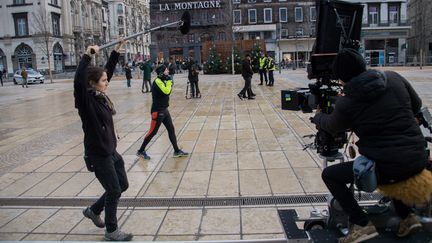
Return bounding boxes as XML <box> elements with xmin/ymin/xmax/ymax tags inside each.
<box><xmin>313</xmin><ymin>70</ymin><xmax>427</xmax><ymax>184</ymax></box>
<box><xmin>74</xmin><ymin>51</ymin><xmax>120</xmax><ymax>157</ymax></box>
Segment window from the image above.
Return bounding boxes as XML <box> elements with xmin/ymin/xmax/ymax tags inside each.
<box><xmin>279</xmin><ymin>8</ymin><xmax>287</xmax><ymax>22</ymax></box>
<box><xmin>13</xmin><ymin>0</ymin><xmax>25</xmax><ymax>4</ymax></box>
<box><xmin>233</xmin><ymin>10</ymin><xmax>241</xmax><ymax>24</ymax></box>
<box><xmin>264</xmin><ymin>8</ymin><xmax>272</xmax><ymax>23</ymax></box>
<box><xmin>310</xmin><ymin>6</ymin><xmax>316</xmax><ymax>22</ymax></box>
<box><xmin>295</xmin><ymin>7</ymin><xmax>303</xmax><ymax>22</ymax></box>
<box><xmin>233</xmin><ymin>0</ymin><xmax>240</xmax><ymax>3</ymax></box>
<box><xmin>52</xmin><ymin>13</ymin><xmax>61</xmax><ymax>36</ymax></box>
<box><xmin>368</xmin><ymin>6</ymin><xmax>378</xmax><ymax>26</ymax></box>
<box><xmin>248</xmin><ymin>0</ymin><xmax>256</xmax><ymax>3</ymax></box>
<box><xmin>295</xmin><ymin>27</ymin><xmax>303</xmax><ymax>36</ymax></box>
<box><xmin>13</xmin><ymin>13</ymin><xmax>28</xmax><ymax>36</ymax></box>
<box><xmin>281</xmin><ymin>29</ymin><xmax>288</xmax><ymax>38</ymax></box>
<box><xmin>15</xmin><ymin>44</ymin><xmax>33</xmax><ymax>69</ymax></box>
<box><xmin>389</xmin><ymin>5</ymin><xmax>399</xmax><ymax>25</ymax></box>
<box><xmin>218</xmin><ymin>32</ymin><xmax>226</xmax><ymax>40</ymax></box>
<box><xmin>248</xmin><ymin>9</ymin><xmax>257</xmax><ymax>24</ymax></box>
<box><xmin>118</xmin><ymin>16</ymin><xmax>124</xmax><ymax>26</ymax></box>
<box><xmin>310</xmin><ymin>24</ymin><xmax>316</xmax><ymax>36</ymax></box>
<box><xmin>264</xmin><ymin>31</ymin><xmax>272</xmax><ymax>39</ymax></box>
<box><xmin>188</xmin><ymin>33</ymin><xmax>195</xmax><ymax>43</ymax></box>
<box><xmin>117</xmin><ymin>4</ymin><xmax>123</xmax><ymax>14</ymax></box>
<box><xmin>249</xmin><ymin>32</ymin><xmax>260</xmax><ymax>40</ymax></box>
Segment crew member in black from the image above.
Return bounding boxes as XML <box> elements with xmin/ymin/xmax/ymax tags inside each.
<box><xmin>238</xmin><ymin>54</ymin><xmax>255</xmax><ymax>100</ymax></box>
<box><xmin>136</xmin><ymin>65</ymin><xmax>189</xmax><ymax>160</ymax></box>
<box><xmin>74</xmin><ymin>41</ymin><xmax>133</xmax><ymax>241</ymax></box>
<box><xmin>312</xmin><ymin>48</ymin><xmax>431</xmax><ymax>243</ymax></box>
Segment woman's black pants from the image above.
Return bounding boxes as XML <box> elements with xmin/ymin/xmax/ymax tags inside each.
<box><xmin>89</xmin><ymin>151</ymin><xmax>129</xmax><ymax>233</ymax></box>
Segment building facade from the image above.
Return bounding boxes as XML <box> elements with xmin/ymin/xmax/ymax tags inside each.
<box><xmin>357</xmin><ymin>0</ymin><xmax>410</xmax><ymax>66</ymax></box>
<box><xmin>406</xmin><ymin>0</ymin><xmax>432</xmax><ymax>64</ymax></box>
<box><xmin>108</xmin><ymin>0</ymin><xmax>151</xmax><ymax>65</ymax></box>
<box><xmin>0</xmin><ymin>0</ymin><xmax>75</xmax><ymax>75</ymax></box>
<box><xmin>232</xmin><ymin>0</ymin><xmax>316</xmax><ymax>66</ymax></box>
<box><xmin>0</xmin><ymin>0</ymin><xmax>150</xmax><ymax>76</ymax></box>
<box><xmin>149</xmin><ymin>0</ymin><xmax>230</xmax><ymax>63</ymax></box>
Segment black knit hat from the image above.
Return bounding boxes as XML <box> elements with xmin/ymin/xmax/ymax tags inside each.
<box><xmin>156</xmin><ymin>64</ymin><xmax>167</xmax><ymax>75</ymax></box>
<box><xmin>332</xmin><ymin>48</ymin><xmax>366</xmax><ymax>82</ymax></box>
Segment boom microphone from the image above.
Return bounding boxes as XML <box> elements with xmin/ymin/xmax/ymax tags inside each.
<box><xmin>91</xmin><ymin>11</ymin><xmax>191</xmax><ymax>54</ymax></box>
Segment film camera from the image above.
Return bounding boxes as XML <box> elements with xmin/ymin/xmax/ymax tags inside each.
<box><xmin>281</xmin><ymin>0</ymin><xmax>363</xmax><ymax>156</ymax></box>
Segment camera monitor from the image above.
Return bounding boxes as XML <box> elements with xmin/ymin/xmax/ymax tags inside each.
<box><xmin>308</xmin><ymin>0</ymin><xmax>363</xmax><ymax>79</ymax></box>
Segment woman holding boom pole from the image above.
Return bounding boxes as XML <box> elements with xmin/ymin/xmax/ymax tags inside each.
<box><xmin>74</xmin><ymin>40</ymin><xmax>133</xmax><ymax>241</ymax></box>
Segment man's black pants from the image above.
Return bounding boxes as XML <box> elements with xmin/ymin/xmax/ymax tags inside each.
<box><xmin>190</xmin><ymin>80</ymin><xmax>200</xmax><ymax>97</ymax></box>
<box><xmin>239</xmin><ymin>76</ymin><xmax>252</xmax><ymax>98</ymax></box>
<box><xmin>322</xmin><ymin>161</ymin><xmax>412</xmax><ymax>226</ymax></box>
<box><xmin>89</xmin><ymin>151</ymin><xmax>129</xmax><ymax>233</ymax></box>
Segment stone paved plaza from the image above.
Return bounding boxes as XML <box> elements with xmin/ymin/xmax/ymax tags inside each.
<box><xmin>0</xmin><ymin>67</ymin><xmax>431</xmax><ymax>241</ymax></box>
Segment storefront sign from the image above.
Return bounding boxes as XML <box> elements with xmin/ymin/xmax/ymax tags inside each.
<box><xmin>159</xmin><ymin>0</ymin><xmax>222</xmax><ymax>11</ymax></box>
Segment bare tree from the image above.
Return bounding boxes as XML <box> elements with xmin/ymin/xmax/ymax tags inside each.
<box><xmin>32</xmin><ymin>7</ymin><xmax>54</xmax><ymax>83</ymax></box>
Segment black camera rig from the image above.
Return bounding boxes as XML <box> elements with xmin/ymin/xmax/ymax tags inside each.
<box><xmin>282</xmin><ymin>0</ymin><xmax>363</xmax><ymax>157</ymax></box>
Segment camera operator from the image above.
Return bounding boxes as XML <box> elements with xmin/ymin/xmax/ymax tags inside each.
<box><xmin>312</xmin><ymin>48</ymin><xmax>432</xmax><ymax>243</ymax></box>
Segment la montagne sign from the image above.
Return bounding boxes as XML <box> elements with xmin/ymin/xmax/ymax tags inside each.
<box><xmin>159</xmin><ymin>0</ymin><xmax>222</xmax><ymax>11</ymax></box>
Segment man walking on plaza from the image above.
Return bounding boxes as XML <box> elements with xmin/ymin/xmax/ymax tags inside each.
<box><xmin>238</xmin><ymin>54</ymin><xmax>255</xmax><ymax>100</ymax></box>
<box><xmin>258</xmin><ymin>52</ymin><xmax>268</xmax><ymax>85</ymax></box>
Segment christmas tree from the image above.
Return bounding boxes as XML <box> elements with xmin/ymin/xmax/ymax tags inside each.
<box><xmin>204</xmin><ymin>45</ymin><xmax>223</xmax><ymax>74</ymax></box>
<box><xmin>250</xmin><ymin>42</ymin><xmax>262</xmax><ymax>73</ymax></box>
<box><xmin>224</xmin><ymin>47</ymin><xmax>242</xmax><ymax>74</ymax></box>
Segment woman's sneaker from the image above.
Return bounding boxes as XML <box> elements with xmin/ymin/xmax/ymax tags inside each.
<box><xmin>82</xmin><ymin>207</ymin><xmax>105</xmax><ymax>228</ymax></box>
<box><xmin>104</xmin><ymin>229</ymin><xmax>133</xmax><ymax>241</ymax></box>
<box><xmin>339</xmin><ymin>221</ymin><xmax>378</xmax><ymax>243</ymax></box>
<box><xmin>173</xmin><ymin>150</ymin><xmax>189</xmax><ymax>158</ymax></box>
<box><xmin>397</xmin><ymin>213</ymin><xmax>422</xmax><ymax>237</ymax></box>
<box><xmin>136</xmin><ymin>150</ymin><xmax>151</xmax><ymax>160</ymax></box>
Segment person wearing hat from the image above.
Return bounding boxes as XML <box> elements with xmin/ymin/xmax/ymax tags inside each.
<box><xmin>136</xmin><ymin>64</ymin><xmax>189</xmax><ymax>160</ymax></box>
<box><xmin>312</xmin><ymin>48</ymin><xmax>431</xmax><ymax>242</ymax></box>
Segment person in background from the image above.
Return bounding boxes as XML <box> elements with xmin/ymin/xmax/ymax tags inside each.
<box><xmin>267</xmin><ymin>55</ymin><xmax>276</xmax><ymax>86</ymax></box>
<box><xmin>21</xmin><ymin>67</ymin><xmax>28</xmax><ymax>88</ymax></box>
<box><xmin>140</xmin><ymin>59</ymin><xmax>153</xmax><ymax>93</ymax></box>
<box><xmin>167</xmin><ymin>57</ymin><xmax>176</xmax><ymax>81</ymax></box>
<box><xmin>136</xmin><ymin>64</ymin><xmax>189</xmax><ymax>160</ymax></box>
<box><xmin>124</xmin><ymin>64</ymin><xmax>132</xmax><ymax>88</ymax></box>
<box><xmin>188</xmin><ymin>60</ymin><xmax>201</xmax><ymax>98</ymax></box>
<box><xmin>0</xmin><ymin>69</ymin><xmax>3</xmax><ymax>86</ymax></box>
<box><xmin>74</xmin><ymin>40</ymin><xmax>133</xmax><ymax>241</ymax></box>
<box><xmin>238</xmin><ymin>54</ymin><xmax>255</xmax><ymax>100</ymax></box>
<box><xmin>258</xmin><ymin>52</ymin><xmax>268</xmax><ymax>85</ymax></box>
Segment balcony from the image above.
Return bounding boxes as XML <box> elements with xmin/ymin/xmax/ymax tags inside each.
<box><xmin>363</xmin><ymin>19</ymin><xmax>409</xmax><ymax>28</ymax></box>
